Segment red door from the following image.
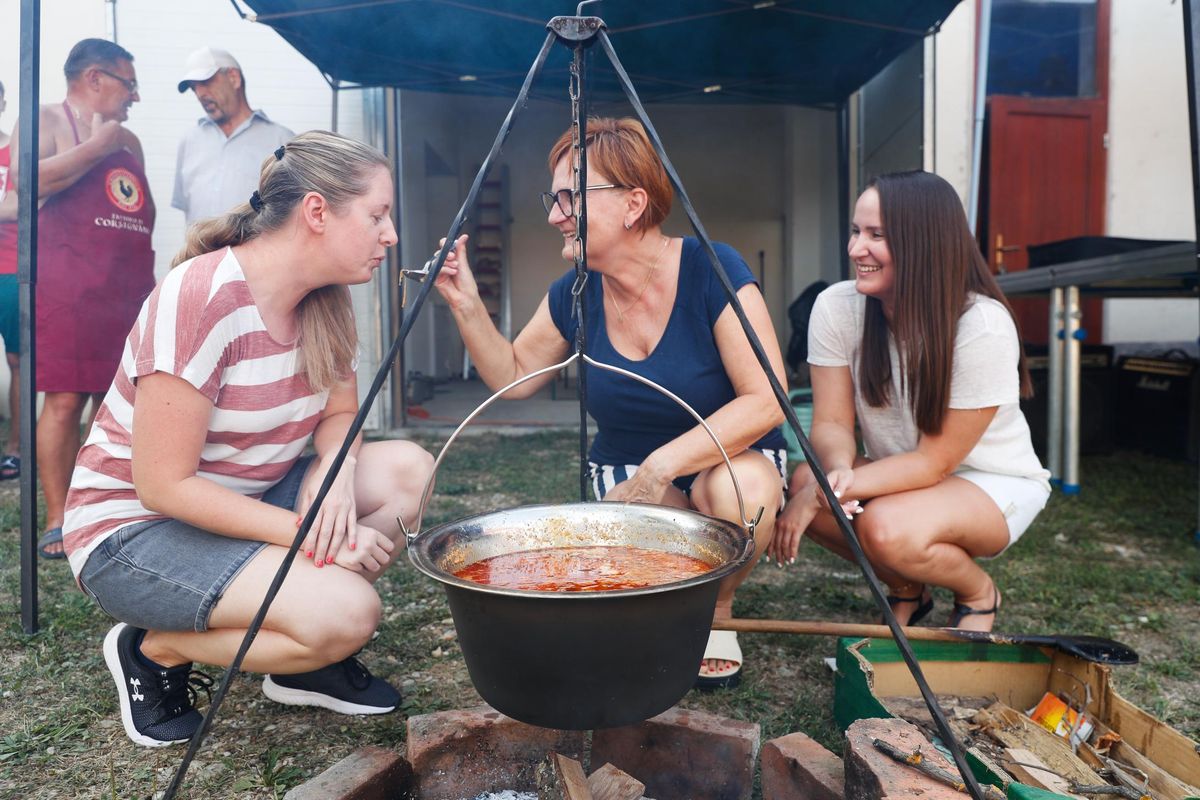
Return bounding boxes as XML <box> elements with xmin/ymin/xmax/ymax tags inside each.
<box><xmin>986</xmin><ymin>96</ymin><xmax>1108</xmax><ymax>344</ymax></box>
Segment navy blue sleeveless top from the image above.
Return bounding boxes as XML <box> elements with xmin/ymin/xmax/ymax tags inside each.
<box><xmin>548</xmin><ymin>236</ymin><xmax>787</xmax><ymax>470</ymax></box>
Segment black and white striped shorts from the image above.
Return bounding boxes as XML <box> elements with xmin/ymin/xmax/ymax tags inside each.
<box><xmin>588</xmin><ymin>447</ymin><xmax>788</xmax><ymax>502</ymax></box>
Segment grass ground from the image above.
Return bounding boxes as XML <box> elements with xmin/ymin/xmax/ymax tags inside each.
<box><xmin>1</xmin><ymin>430</ymin><xmax>1197</xmax><ymax>799</ymax></box>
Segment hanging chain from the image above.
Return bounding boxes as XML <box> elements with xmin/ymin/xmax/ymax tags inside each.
<box><xmin>569</xmin><ymin>49</ymin><xmax>587</xmax><ymax>309</ymax></box>
<box><xmin>569</xmin><ymin>43</ymin><xmax>590</xmax><ymax>502</ymax></box>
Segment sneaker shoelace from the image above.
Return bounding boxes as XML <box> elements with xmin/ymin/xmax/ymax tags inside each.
<box><xmin>156</xmin><ymin>668</ymin><xmax>215</xmax><ymax>719</ymax></box>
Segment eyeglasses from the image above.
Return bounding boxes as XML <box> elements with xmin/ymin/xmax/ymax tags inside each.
<box><xmin>539</xmin><ymin>184</ymin><xmax>626</xmax><ymax>217</ymax></box>
<box><xmin>96</xmin><ymin>68</ymin><xmax>138</xmax><ymax>95</ymax></box>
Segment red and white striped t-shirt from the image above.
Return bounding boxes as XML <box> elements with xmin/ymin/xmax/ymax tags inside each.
<box><xmin>64</xmin><ymin>247</ymin><xmax>331</xmax><ymax>577</ymax></box>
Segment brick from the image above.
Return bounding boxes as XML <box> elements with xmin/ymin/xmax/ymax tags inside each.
<box><xmin>590</xmin><ymin>706</ymin><xmax>759</xmax><ymax>800</ymax></box>
<box><xmin>283</xmin><ymin>746</ymin><xmax>413</xmax><ymax>800</ymax></box>
<box><xmin>761</xmin><ymin>732</ymin><xmax>845</xmax><ymax>800</ymax></box>
<box><xmin>844</xmin><ymin>718</ymin><xmax>966</xmax><ymax>800</ymax></box>
<box><xmin>406</xmin><ymin>705</ymin><xmax>585</xmax><ymax>800</ymax></box>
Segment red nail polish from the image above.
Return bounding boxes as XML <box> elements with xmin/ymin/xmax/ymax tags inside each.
<box><xmin>316</xmin><ymin>559</ymin><xmax>323</xmax><ymax>568</ymax></box>
<box><xmin>306</xmin><ymin>550</ymin><xmax>313</xmax><ymax>558</ymax></box>
<box><xmin>349</xmin><ymin>543</ymin><xmax>356</xmax><ymax>551</ymax></box>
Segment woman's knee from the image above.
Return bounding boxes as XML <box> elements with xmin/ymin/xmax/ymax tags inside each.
<box><xmin>855</xmin><ymin>511</ymin><xmax>921</xmax><ymax>565</ymax></box>
<box><xmin>305</xmin><ymin>581</ymin><xmax>381</xmax><ymax>659</ymax></box>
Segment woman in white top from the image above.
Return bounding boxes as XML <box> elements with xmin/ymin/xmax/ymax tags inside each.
<box><xmin>767</xmin><ymin>170</ymin><xmax>1050</xmax><ymax>632</ymax></box>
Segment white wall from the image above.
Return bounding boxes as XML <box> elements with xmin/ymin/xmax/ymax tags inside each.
<box><xmin>1102</xmin><ymin>0</ymin><xmax>1198</xmax><ymax>343</ymax></box>
<box><xmin>0</xmin><ymin>1</ymin><xmax>383</xmax><ymax>420</ymax></box>
<box><xmin>923</xmin><ymin>0</ymin><xmax>976</xmax><ymax>204</ymax></box>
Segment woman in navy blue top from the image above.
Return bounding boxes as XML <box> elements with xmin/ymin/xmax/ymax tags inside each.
<box><xmin>434</xmin><ymin>117</ymin><xmax>787</xmax><ymax>689</ymax></box>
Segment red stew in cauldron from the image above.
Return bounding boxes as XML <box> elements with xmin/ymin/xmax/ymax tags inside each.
<box><xmin>453</xmin><ymin>545</ymin><xmax>713</xmax><ymax>591</ymax></box>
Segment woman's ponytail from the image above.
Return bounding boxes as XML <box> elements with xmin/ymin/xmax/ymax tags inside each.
<box><xmin>171</xmin><ymin>203</ymin><xmax>259</xmax><ymax>268</ymax></box>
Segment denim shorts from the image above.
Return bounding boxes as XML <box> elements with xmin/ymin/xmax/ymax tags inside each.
<box><xmin>78</xmin><ymin>455</ymin><xmax>314</xmax><ymax>632</ymax></box>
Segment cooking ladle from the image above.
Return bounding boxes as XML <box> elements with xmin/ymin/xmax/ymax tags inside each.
<box><xmin>716</xmin><ymin>617</ymin><xmax>1139</xmax><ymax>665</ymax></box>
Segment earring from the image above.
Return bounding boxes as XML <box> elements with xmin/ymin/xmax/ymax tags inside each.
<box><xmin>624</xmin><ymin>220</ymin><xmax>632</xmax><ymax>230</ymax></box>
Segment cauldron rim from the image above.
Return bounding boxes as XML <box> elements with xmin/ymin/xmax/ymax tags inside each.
<box><xmin>407</xmin><ymin>500</ymin><xmax>754</xmax><ymax>600</ymax></box>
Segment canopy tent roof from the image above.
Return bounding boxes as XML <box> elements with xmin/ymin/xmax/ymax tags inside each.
<box><xmin>236</xmin><ymin>0</ymin><xmax>961</xmax><ymax>107</ymax></box>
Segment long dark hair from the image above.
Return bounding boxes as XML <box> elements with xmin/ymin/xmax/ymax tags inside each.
<box><xmin>859</xmin><ymin>170</ymin><xmax>1031</xmax><ymax>435</ymax></box>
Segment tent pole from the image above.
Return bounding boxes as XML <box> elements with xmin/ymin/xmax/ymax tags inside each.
<box><xmin>331</xmin><ymin>80</ymin><xmax>340</xmax><ymax>132</ymax></box>
<box><xmin>1181</xmin><ymin>0</ymin><xmax>1200</xmax><ymax>545</ymax></box>
<box><xmin>837</xmin><ymin>100</ymin><xmax>850</xmax><ymax>280</ymax></box>
<box><xmin>18</xmin><ymin>0</ymin><xmax>41</xmax><ymax>635</ymax></box>
<box><xmin>967</xmin><ymin>0</ymin><xmax>993</xmax><ymax>234</ymax></box>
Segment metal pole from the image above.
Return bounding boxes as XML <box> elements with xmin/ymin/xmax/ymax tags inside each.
<box><xmin>1180</xmin><ymin>0</ymin><xmax>1200</xmax><ymax>545</ymax></box>
<box><xmin>967</xmin><ymin>0</ymin><xmax>993</xmax><ymax>233</ymax></box>
<box><xmin>18</xmin><ymin>0</ymin><xmax>41</xmax><ymax>635</ymax></box>
<box><xmin>1047</xmin><ymin>286</ymin><xmax>1064</xmax><ymax>486</ymax></box>
<box><xmin>837</xmin><ymin>100</ymin><xmax>851</xmax><ymax>279</ymax></box>
<box><xmin>331</xmin><ymin>80</ymin><xmax>340</xmax><ymax>132</ymax></box>
<box><xmin>1062</xmin><ymin>286</ymin><xmax>1082</xmax><ymax>496</ymax></box>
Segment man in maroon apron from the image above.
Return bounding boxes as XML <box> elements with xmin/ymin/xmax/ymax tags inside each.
<box><xmin>8</xmin><ymin>39</ymin><xmax>155</xmax><ymax>558</ymax></box>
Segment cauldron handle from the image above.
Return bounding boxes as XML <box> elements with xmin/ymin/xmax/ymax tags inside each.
<box><xmin>400</xmin><ymin>351</ymin><xmax>764</xmax><ymax>543</ymax></box>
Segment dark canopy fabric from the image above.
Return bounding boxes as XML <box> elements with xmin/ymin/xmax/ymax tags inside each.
<box><xmin>238</xmin><ymin>0</ymin><xmax>961</xmax><ymax>107</ymax></box>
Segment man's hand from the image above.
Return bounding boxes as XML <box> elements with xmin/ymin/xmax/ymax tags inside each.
<box><xmin>88</xmin><ymin>112</ymin><xmax>125</xmax><ymax>157</ymax></box>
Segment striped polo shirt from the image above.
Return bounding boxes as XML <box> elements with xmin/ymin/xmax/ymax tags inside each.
<box><xmin>64</xmin><ymin>247</ymin><xmax>330</xmax><ymax>578</ymax></box>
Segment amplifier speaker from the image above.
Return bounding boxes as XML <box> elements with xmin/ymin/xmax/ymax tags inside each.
<box><xmin>1114</xmin><ymin>355</ymin><xmax>1200</xmax><ymax>462</ymax></box>
<box><xmin>1019</xmin><ymin>344</ymin><xmax>1116</xmax><ymax>458</ymax></box>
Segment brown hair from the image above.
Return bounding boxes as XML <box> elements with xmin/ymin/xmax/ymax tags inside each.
<box><xmin>173</xmin><ymin>130</ymin><xmax>390</xmax><ymax>392</ymax></box>
<box><xmin>547</xmin><ymin>117</ymin><xmax>672</xmax><ymax>232</ymax></box>
<box><xmin>858</xmin><ymin>170</ymin><xmax>1031</xmax><ymax>435</ymax></box>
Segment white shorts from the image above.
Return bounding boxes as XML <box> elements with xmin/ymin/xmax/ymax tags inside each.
<box><xmin>954</xmin><ymin>469</ymin><xmax>1051</xmax><ymax>556</ymax></box>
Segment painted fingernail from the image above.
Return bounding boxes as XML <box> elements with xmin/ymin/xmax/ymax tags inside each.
<box><xmin>296</xmin><ymin>518</ymin><xmax>301</xmax><ymax>527</ymax></box>
<box><xmin>855</xmin><ymin>506</ymin><xmax>864</xmax><ymax>514</ymax></box>
<box><xmin>788</xmin><ymin>558</ymin><xmax>795</xmax><ymax>565</ymax></box>
<box><xmin>306</xmin><ymin>550</ymin><xmax>313</xmax><ymax>558</ymax></box>
<box><xmin>316</xmin><ymin>559</ymin><xmax>324</xmax><ymax>568</ymax></box>
<box><xmin>349</xmin><ymin>542</ymin><xmax>356</xmax><ymax>551</ymax></box>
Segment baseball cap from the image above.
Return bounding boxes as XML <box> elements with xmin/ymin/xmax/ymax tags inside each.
<box><xmin>177</xmin><ymin>47</ymin><xmax>241</xmax><ymax>93</ymax></box>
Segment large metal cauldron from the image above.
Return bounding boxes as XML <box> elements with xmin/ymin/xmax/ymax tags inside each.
<box><xmin>408</xmin><ymin>501</ymin><xmax>754</xmax><ymax>730</ymax></box>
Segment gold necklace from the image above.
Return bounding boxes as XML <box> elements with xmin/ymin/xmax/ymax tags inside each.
<box><xmin>609</xmin><ymin>235</ymin><xmax>670</xmax><ymax>322</ymax></box>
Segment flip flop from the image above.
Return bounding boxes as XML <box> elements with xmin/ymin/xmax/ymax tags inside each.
<box><xmin>0</xmin><ymin>454</ymin><xmax>19</xmax><ymax>480</ymax></box>
<box><xmin>38</xmin><ymin>527</ymin><xmax>67</xmax><ymax>560</ymax></box>
<box><xmin>696</xmin><ymin>629</ymin><xmax>742</xmax><ymax>690</ymax></box>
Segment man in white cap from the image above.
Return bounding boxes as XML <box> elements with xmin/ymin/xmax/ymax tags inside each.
<box><xmin>173</xmin><ymin>46</ymin><xmax>294</xmax><ymax>226</ymax></box>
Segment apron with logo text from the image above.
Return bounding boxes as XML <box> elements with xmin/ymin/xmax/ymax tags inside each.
<box><xmin>36</xmin><ymin>103</ymin><xmax>155</xmax><ymax>392</ymax></box>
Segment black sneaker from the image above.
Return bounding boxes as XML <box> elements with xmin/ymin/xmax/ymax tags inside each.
<box><xmin>262</xmin><ymin>656</ymin><xmax>399</xmax><ymax>715</ymax></box>
<box><xmin>103</xmin><ymin>623</ymin><xmax>210</xmax><ymax>747</ymax></box>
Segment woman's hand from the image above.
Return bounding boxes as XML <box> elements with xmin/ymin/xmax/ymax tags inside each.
<box><xmin>299</xmin><ymin>454</ymin><xmax>358</xmax><ymax>568</ymax></box>
<box><xmin>768</xmin><ymin>488</ymin><xmax>820</xmax><ymax>564</ymax></box>
<box><xmin>603</xmin><ymin>463</ymin><xmax>673</xmax><ymax>505</ymax></box>
<box><xmin>431</xmin><ymin>234</ymin><xmax>479</xmax><ymax>312</ymax></box>
<box><xmin>330</xmin><ymin>523</ymin><xmax>395</xmax><ymax>575</ymax></box>
<box><xmin>814</xmin><ymin>467</ymin><xmax>861</xmax><ymax>519</ymax></box>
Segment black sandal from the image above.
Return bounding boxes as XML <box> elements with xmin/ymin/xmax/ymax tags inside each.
<box><xmin>948</xmin><ymin>588</ymin><xmax>1000</xmax><ymax>628</ymax></box>
<box><xmin>884</xmin><ymin>588</ymin><xmax>934</xmax><ymax>626</ymax></box>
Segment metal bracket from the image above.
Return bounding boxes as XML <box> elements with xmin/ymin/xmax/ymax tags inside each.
<box><xmin>548</xmin><ymin>16</ymin><xmax>605</xmax><ymax>44</ymax></box>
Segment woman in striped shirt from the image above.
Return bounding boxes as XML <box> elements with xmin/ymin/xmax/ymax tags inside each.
<box><xmin>63</xmin><ymin>131</ymin><xmax>434</xmax><ymax>747</ymax></box>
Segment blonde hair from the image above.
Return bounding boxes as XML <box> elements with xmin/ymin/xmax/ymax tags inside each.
<box><xmin>173</xmin><ymin>130</ymin><xmax>390</xmax><ymax>392</ymax></box>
